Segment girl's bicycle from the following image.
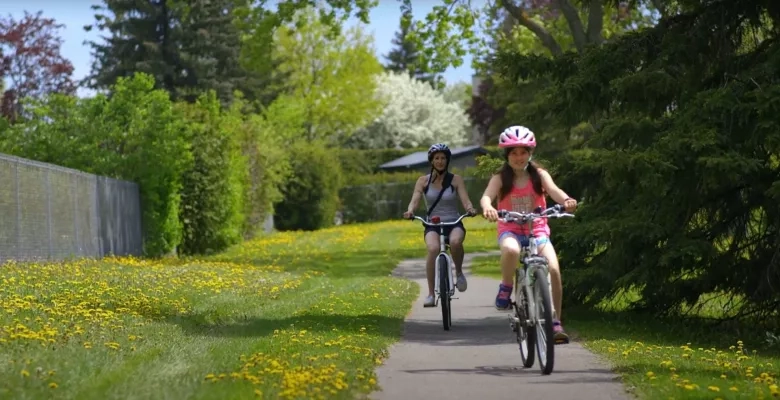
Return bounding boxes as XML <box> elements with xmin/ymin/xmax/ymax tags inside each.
<box><xmin>408</xmin><ymin>211</ymin><xmax>476</xmax><ymax>331</ymax></box>
<box><xmin>497</xmin><ymin>204</ymin><xmax>574</xmax><ymax>375</ymax></box>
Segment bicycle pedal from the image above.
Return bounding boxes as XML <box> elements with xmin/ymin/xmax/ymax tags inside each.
<box><xmin>554</xmin><ymin>338</ymin><xmax>570</xmax><ymax>345</ymax></box>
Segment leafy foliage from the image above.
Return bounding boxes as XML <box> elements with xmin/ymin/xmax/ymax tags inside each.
<box><xmin>271</xmin><ymin>6</ymin><xmax>384</xmax><ymax>145</ymax></box>
<box><xmin>496</xmin><ymin>0</ymin><xmax>780</xmax><ymax>319</ymax></box>
<box><xmin>440</xmin><ymin>82</ymin><xmax>472</xmax><ymax>110</ymax></box>
<box><xmin>273</xmin><ymin>141</ymin><xmax>344</xmax><ymax>231</ymax></box>
<box><xmin>0</xmin><ymin>10</ymin><xmax>76</xmax><ymax>123</ymax></box>
<box><xmin>177</xmin><ymin>91</ymin><xmax>246</xmax><ymax>255</ymax></box>
<box><xmin>346</xmin><ymin>71</ymin><xmax>472</xmax><ymax>149</ymax></box>
<box><xmin>465</xmin><ymin>0</ymin><xmax>657</xmax><ymax>145</ymax></box>
<box><xmin>1</xmin><ymin>73</ymin><xmax>192</xmax><ymax>257</ymax></box>
<box><xmin>383</xmin><ymin>8</ymin><xmax>436</xmax><ymax>87</ymax></box>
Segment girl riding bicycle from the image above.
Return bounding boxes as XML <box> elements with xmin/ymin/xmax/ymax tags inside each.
<box><xmin>403</xmin><ymin>143</ymin><xmax>477</xmax><ymax>308</ymax></box>
<box><xmin>479</xmin><ymin>126</ymin><xmax>577</xmax><ymax>342</ymax></box>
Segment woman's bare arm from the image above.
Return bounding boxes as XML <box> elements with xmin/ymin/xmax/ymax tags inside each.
<box><xmin>406</xmin><ymin>176</ymin><xmax>426</xmax><ymax>213</ymax></box>
<box><xmin>480</xmin><ymin>174</ymin><xmax>502</xmax><ymax>210</ymax></box>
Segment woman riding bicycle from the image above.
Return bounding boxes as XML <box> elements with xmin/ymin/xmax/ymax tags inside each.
<box><xmin>403</xmin><ymin>143</ymin><xmax>477</xmax><ymax>308</ymax></box>
<box><xmin>479</xmin><ymin>126</ymin><xmax>577</xmax><ymax>341</ymax></box>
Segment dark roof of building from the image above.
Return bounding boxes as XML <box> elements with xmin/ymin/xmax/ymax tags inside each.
<box><xmin>379</xmin><ymin>145</ymin><xmax>487</xmax><ymax>169</ymax></box>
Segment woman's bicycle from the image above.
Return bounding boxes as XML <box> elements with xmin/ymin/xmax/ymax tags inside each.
<box><xmin>497</xmin><ymin>204</ymin><xmax>574</xmax><ymax>375</ymax></box>
<box><xmin>408</xmin><ymin>211</ymin><xmax>476</xmax><ymax>331</ymax></box>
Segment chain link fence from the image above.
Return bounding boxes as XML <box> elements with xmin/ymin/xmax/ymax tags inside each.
<box><xmin>0</xmin><ymin>153</ymin><xmax>143</xmax><ymax>263</ymax></box>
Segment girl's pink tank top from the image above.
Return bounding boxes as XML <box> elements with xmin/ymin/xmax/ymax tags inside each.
<box><xmin>496</xmin><ymin>177</ymin><xmax>550</xmax><ymax>238</ymax></box>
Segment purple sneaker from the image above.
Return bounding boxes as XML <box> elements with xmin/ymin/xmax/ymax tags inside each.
<box><xmin>495</xmin><ymin>283</ymin><xmax>512</xmax><ymax>310</ymax></box>
<box><xmin>553</xmin><ymin>319</ymin><xmax>570</xmax><ymax>344</ymax></box>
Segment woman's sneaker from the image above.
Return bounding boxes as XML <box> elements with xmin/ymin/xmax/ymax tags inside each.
<box><xmin>495</xmin><ymin>283</ymin><xmax>512</xmax><ymax>309</ymax></box>
<box><xmin>423</xmin><ymin>295</ymin><xmax>436</xmax><ymax>307</ymax></box>
<box><xmin>456</xmin><ymin>273</ymin><xmax>468</xmax><ymax>292</ymax></box>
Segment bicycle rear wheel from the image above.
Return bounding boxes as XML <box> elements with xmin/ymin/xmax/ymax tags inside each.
<box><xmin>438</xmin><ymin>254</ymin><xmax>451</xmax><ymax>331</ymax></box>
<box><xmin>533</xmin><ymin>267</ymin><xmax>555</xmax><ymax>375</ymax></box>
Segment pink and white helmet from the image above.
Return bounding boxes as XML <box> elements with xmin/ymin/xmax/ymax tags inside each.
<box><xmin>498</xmin><ymin>125</ymin><xmax>537</xmax><ymax>149</ymax></box>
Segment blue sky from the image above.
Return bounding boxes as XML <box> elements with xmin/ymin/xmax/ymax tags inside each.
<box><xmin>0</xmin><ymin>1</ymin><xmax>484</xmax><ymax>98</ymax></box>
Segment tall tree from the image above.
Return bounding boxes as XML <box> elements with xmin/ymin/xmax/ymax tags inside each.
<box><xmin>346</xmin><ymin>71</ymin><xmax>471</xmax><ymax>149</ymax></box>
<box><xmin>463</xmin><ymin>1</ymin><xmax>656</xmax><ymax>145</ymax></box>
<box><xmin>271</xmin><ymin>6</ymin><xmax>384</xmax><ymax>145</ymax></box>
<box><xmin>393</xmin><ymin>0</ymin><xmax>660</xmax><ymax>75</ymax></box>
<box><xmin>383</xmin><ymin>8</ymin><xmax>436</xmax><ymax>87</ymax></box>
<box><xmin>496</xmin><ymin>0</ymin><xmax>780</xmax><ymax>319</ymax></box>
<box><xmin>0</xmin><ymin>11</ymin><xmax>76</xmax><ymax>123</ymax></box>
<box><xmin>84</xmin><ymin>0</ymin><xmax>254</xmax><ymax>105</ymax></box>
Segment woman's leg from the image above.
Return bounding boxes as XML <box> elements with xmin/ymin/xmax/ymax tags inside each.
<box><xmin>448</xmin><ymin>225</ymin><xmax>467</xmax><ymax>292</ymax></box>
<box><xmin>495</xmin><ymin>233</ymin><xmax>521</xmax><ymax>309</ymax></box>
<box><xmin>423</xmin><ymin>230</ymin><xmax>440</xmax><ymax>307</ymax></box>
<box><xmin>537</xmin><ymin>238</ymin><xmax>568</xmax><ymax>341</ymax></box>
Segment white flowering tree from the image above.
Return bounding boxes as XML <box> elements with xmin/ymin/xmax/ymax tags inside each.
<box><xmin>347</xmin><ymin>71</ymin><xmax>472</xmax><ymax>149</ymax></box>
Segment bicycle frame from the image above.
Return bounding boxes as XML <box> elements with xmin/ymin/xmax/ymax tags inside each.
<box><xmin>498</xmin><ymin>205</ymin><xmax>574</xmax><ymax>327</ymax></box>
<box><xmin>408</xmin><ymin>212</ymin><xmax>474</xmax><ymax>296</ymax></box>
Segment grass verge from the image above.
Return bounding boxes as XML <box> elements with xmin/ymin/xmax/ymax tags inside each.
<box><xmin>0</xmin><ymin>217</ymin><xmax>495</xmax><ymax>400</ymax></box>
<box><xmin>469</xmin><ymin>254</ymin><xmax>780</xmax><ymax>399</ymax></box>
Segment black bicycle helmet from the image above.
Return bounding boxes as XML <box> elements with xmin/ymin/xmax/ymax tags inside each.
<box><xmin>427</xmin><ymin>143</ymin><xmax>451</xmax><ymax>163</ymax></box>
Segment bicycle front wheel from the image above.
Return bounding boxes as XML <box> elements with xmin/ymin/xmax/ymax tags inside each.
<box><xmin>438</xmin><ymin>254</ymin><xmax>451</xmax><ymax>331</ymax></box>
<box><xmin>533</xmin><ymin>267</ymin><xmax>555</xmax><ymax>375</ymax></box>
<box><xmin>515</xmin><ymin>271</ymin><xmax>536</xmax><ymax>368</ymax></box>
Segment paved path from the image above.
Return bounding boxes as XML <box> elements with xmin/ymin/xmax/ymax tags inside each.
<box><xmin>372</xmin><ymin>252</ymin><xmax>630</xmax><ymax>400</ymax></box>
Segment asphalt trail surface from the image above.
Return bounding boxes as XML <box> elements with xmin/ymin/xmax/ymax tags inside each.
<box><xmin>372</xmin><ymin>252</ymin><xmax>630</xmax><ymax>400</ymax></box>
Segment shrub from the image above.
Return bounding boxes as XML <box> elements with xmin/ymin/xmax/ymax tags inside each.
<box><xmin>231</xmin><ymin>101</ymin><xmax>293</xmax><ymax>238</ymax></box>
<box><xmin>0</xmin><ymin>73</ymin><xmax>192</xmax><ymax>257</ymax></box>
<box><xmin>177</xmin><ymin>91</ymin><xmax>246</xmax><ymax>255</ymax></box>
<box><xmin>339</xmin><ymin>173</ymin><xmax>490</xmax><ymax>223</ymax></box>
<box><xmin>274</xmin><ymin>141</ymin><xmax>344</xmax><ymax>231</ymax></box>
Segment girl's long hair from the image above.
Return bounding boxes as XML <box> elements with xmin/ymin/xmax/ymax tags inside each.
<box><xmin>498</xmin><ymin>155</ymin><xmax>544</xmax><ymax>201</ymax></box>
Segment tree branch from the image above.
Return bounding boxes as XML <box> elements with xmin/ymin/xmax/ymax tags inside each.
<box><xmin>554</xmin><ymin>0</ymin><xmax>588</xmax><ymax>53</ymax></box>
<box><xmin>649</xmin><ymin>0</ymin><xmax>668</xmax><ymax>18</ymax></box>
<box><xmin>499</xmin><ymin>0</ymin><xmax>563</xmax><ymax>56</ymax></box>
<box><xmin>586</xmin><ymin>0</ymin><xmax>603</xmax><ymax>45</ymax></box>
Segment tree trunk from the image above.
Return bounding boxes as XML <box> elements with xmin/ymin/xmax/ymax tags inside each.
<box><xmin>499</xmin><ymin>0</ymin><xmax>605</xmax><ymax>56</ymax></box>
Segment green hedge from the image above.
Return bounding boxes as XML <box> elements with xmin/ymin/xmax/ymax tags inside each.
<box><xmin>274</xmin><ymin>141</ymin><xmax>344</xmax><ymax>231</ymax></box>
<box><xmin>339</xmin><ymin>176</ymin><xmax>491</xmax><ymax>223</ymax></box>
<box><xmin>0</xmin><ymin>73</ymin><xmax>291</xmax><ymax>257</ymax></box>
<box><xmin>176</xmin><ymin>91</ymin><xmax>246</xmax><ymax>255</ymax></box>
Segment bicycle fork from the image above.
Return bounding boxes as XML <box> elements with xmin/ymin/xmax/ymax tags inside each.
<box><xmin>508</xmin><ymin>264</ymin><xmax>554</xmax><ymax>330</ymax></box>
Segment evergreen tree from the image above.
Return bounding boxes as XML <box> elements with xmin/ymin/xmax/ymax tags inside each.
<box><xmin>382</xmin><ymin>9</ymin><xmax>435</xmax><ymax>87</ymax></box>
<box><xmin>497</xmin><ymin>0</ymin><xmax>780</xmax><ymax>321</ymax></box>
<box><xmin>84</xmin><ymin>0</ymin><xmax>261</xmax><ymax>105</ymax></box>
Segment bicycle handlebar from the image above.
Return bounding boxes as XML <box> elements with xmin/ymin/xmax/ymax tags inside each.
<box><xmin>497</xmin><ymin>204</ymin><xmax>575</xmax><ymax>224</ymax></box>
<box><xmin>407</xmin><ymin>211</ymin><xmax>476</xmax><ymax>227</ymax></box>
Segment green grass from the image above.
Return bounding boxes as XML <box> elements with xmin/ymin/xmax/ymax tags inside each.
<box><xmin>0</xmin><ymin>217</ymin><xmax>496</xmax><ymax>400</ymax></box>
<box><xmin>469</xmin><ymin>254</ymin><xmax>780</xmax><ymax>399</ymax></box>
